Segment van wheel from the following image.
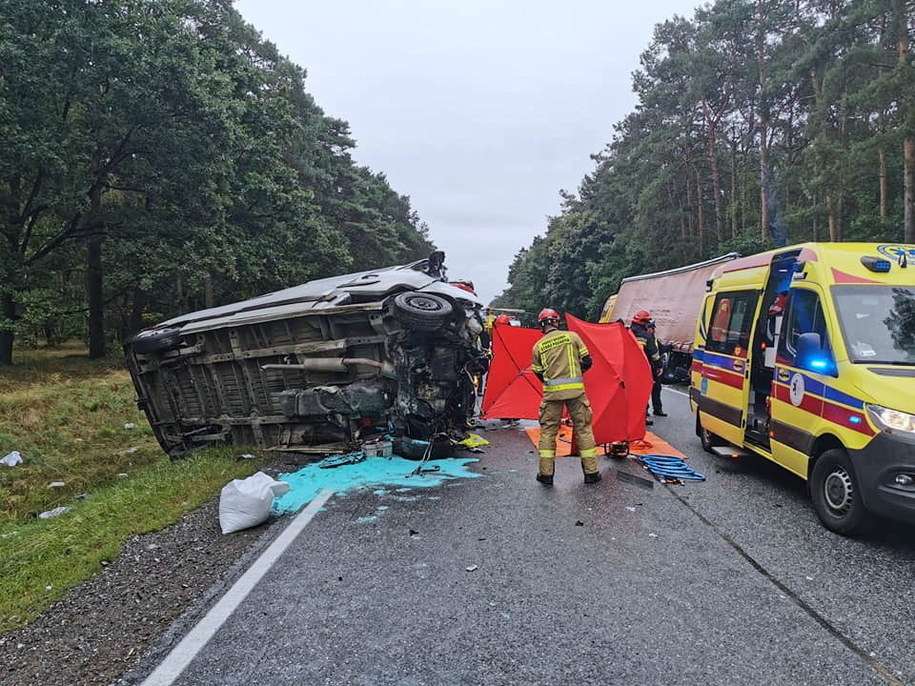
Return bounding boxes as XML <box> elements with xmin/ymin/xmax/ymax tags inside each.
<box><xmin>696</xmin><ymin>415</ymin><xmax>724</xmax><ymax>454</ymax></box>
<box><xmin>394</xmin><ymin>435</ymin><xmax>453</xmax><ymax>460</ymax></box>
<box><xmin>811</xmin><ymin>448</ymin><xmax>868</xmax><ymax>536</ymax></box>
<box><xmin>390</xmin><ymin>293</ymin><xmax>453</xmax><ymax>330</ymax></box>
<box><xmin>128</xmin><ymin>327</ymin><xmax>182</xmax><ymax>354</ymax></box>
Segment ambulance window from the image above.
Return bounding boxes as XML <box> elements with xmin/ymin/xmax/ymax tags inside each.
<box><xmin>780</xmin><ymin>289</ymin><xmax>832</xmax><ymax>365</ymax></box>
<box><xmin>707</xmin><ymin>291</ymin><xmax>757</xmax><ymax>356</ymax></box>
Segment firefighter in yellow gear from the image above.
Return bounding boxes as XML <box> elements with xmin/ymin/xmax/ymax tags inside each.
<box><xmin>530</xmin><ymin>308</ymin><xmax>601</xmax><ymax>486</ymax></box>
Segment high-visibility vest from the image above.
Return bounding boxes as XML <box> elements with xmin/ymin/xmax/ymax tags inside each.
<box><xmin>531</xmin><ymin>330</ymin><xmax>589</xmax><ymax>396</ymax></box>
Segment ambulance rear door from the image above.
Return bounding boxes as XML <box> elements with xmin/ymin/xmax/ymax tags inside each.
<box><xmin>697</xmin><ymin>290</ymin><xmax>760</xmax><ymax>446</ymax></box>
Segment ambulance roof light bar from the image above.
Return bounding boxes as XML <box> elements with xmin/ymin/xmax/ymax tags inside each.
<box><xmin>861</xmin><ymin>256</ymin><xmax>892</xmax><ymax>273</ymax></box>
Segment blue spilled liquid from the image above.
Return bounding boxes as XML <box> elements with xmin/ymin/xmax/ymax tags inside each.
<box><xmin>272</xmin><ymin>456</ymin><xmax>483</xmax><ymax>515</ymax></box>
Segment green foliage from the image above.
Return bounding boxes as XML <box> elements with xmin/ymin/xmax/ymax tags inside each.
<box><xmin>0</xmin><ymin>345</ymin><xmax>269</xmax><ymax>630</ymax></box>
<box><xmin>495</xmin><ymin>0</ymin><xmax>915</xmax><ymax>316</ymax></box>
<box><xmin>0</xmin><ymin>0</ymin><xmax>434</xmax><ymax>363</ymax></box>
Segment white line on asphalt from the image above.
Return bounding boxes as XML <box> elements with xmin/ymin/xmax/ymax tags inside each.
<box><xmin>141</xmin><ymin>488</ymin><xmax>335</xmax><ymax>686</ymax></box>
<box><xmin>664</xmin><ymin>386</ymin><xmax>690</xmax><ymax>398</ymax></box>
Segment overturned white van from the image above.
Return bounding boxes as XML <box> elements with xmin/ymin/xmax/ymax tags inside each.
<box><xmin>124</xmin><ymin>252</ymin><xmax>487</xmax><ymax>459</ymax></box>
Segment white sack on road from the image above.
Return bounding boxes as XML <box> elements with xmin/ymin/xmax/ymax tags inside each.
<box><xmin>219</xmin><ymin>471</ymin><xmax>291</xmax><ymax>534</ymax></box>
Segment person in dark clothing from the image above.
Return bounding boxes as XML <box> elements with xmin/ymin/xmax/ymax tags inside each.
<box><xmin>646</xmin><ymin>321</ymin><xmax>666</xmax><ymax>417</ymax></box>
<box><xmin>630</xmin><ymin>311</ymin><xmax>666</xmax><ymax>423</ymax></box>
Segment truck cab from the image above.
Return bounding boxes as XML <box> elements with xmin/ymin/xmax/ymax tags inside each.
<box><xmin>691</xmin><ymin>243</ymin><xmax>915</xmax><ymax>535</ymax></box>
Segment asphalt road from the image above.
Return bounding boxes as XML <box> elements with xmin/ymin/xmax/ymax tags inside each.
<box><xmin>127</xmin><ymin>387</ymin><xmax>915</xmax><ymax>686</ymax></box>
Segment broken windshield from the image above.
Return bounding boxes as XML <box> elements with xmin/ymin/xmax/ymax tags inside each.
<box><xmin>833</xmin><ymin>285</ymin><xmax>915</xmax><ymax>365</ymax></box>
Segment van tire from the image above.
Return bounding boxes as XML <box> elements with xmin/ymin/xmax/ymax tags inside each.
<box><xmin>395</xmin><ymin>435</ymin><xmax>453</xmax><ymax>460</ymax></box>
<box><xmin>128</xmin><ymin>327</ymin><xmax>182</xmax><ymax>354</ymax></box>
<box><xmin>811</xmin><ymin>448</ymin><xmax>868</xmax><ymax>536</ymax></box>
<box><xmin>696</xmin><ymin>415</ymin><xmax>725</xmax><ymax>454</ymax></box>
<box><xmin>390</xmin><ymin>293</ymin><xmax>453</xmax><ymax>330</ymax></box>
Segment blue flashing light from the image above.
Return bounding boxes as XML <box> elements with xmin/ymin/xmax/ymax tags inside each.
<box><xmin>849</xmin><ymin>415</ymin><xmax>862</xmax><ymax>425</ymax></box>
<box><xmin>861</xmin><ymin>256</ymin><xmax>892</xmax><ymax>273</ymax></box>
<box><xmin>809</xmin><ymin>359</ymin><xmax>828</xmax><ymax>370</ymax></box>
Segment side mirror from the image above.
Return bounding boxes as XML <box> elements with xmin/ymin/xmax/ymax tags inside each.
<box><xmin>796</xmin><ymin>332</ymin><xmax>836</xmax><ymax>375</ymax></box>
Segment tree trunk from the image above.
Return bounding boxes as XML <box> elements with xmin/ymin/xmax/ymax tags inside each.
<box><xmin>0</xmin><ymin>292</ymin><xmax>14</xmax><ymax>365</ymax></box>
<box><xmin>879</xmin><ymin>145</ymin><xmax>889</xmax><ymax>221</ymax></box>
<box><xmin>686</xmin><ymin>169</ymin><xmax>695</xmax><ymax>241</ymax></box>
<box><xmin>128</xmin><ymin>289</ymin><xmax>147</xmax><ymax>337</ymax></box>
<box><xmin>730</xmin><ymin>133</ymin><xmax>738</xmax><ymax>238</ymax></box>
<box><xmin>694</xmin><ymin>165</ymin><xmax>706</xmax><ymax>255</ymax></box>
<box><xmin>176</xmin><ymin>274</ymin><xmax>185</xmax><ymax>312</ymax></box>
<box><xmin>204</xmin><ymin>272</ymin><xmax>214</xmax><ymax>309</ymax></box>
<box><xmin>86</xmin><ymin>231</ymin><xmax>105</xmax><ymax>358</ymax></box>
<box><xmin>756</xmin><ymin>3</ymin><xmax>770</xmax><ymax>241</ymax></box>
<box><xmin>86</xmin><ymin>183</ymin><xmax>106</xmax><ymax>359</ymax></box>
<box><xmin>905</xmin><ymin>137</ymin><xmax>915</xmax><ymax>243</ymax></box>
<box><xmin>898</xmin><ymin>2</ymin><xmax>914</xmax><ymax>242</ymax></box>
<box><xmin>827</xmin><ymin>192</ymin><xmax>841</xmax><ymax>241</ymax></box>
<box><xmin>759</xmin><ymin>119</ymin><xmax>771</xmax><ymax>240</ymax></box>
<box><xmin>703</xmin><ymin>102</ymin><xmax>724</xmax><ymax>242</ymax></box>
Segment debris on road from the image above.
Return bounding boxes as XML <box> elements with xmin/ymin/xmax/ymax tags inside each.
<box><xmin>616</xmin><ymin>469</ymin><xmax>654</xmax><ymax>490</ymax></box>
<box><xmin>465</xmin><ymin>564</ymin><xmax>478</xmax><ymax>572</ymax></box>
<box><xmin>317</xmin><ymin>452</ymin><xmax>366</xmax><ymax>469</ymax></box>
<box><xmin>457</xmin><ymin>433</ymin><xmax>489</xmax><ymax>449</ymax></box>
<box><xmin>218</xmin><ymin>471</ymin><xmax>291</xmax><ymax>534</ymax></box>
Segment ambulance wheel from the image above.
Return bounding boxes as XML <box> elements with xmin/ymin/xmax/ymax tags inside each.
<box><xmin>390</xmin><ymin>293</ymin><xmax>453</xmax><ymax>330</ymax></box>
<box><xmin>811</xmin><ymin>449</ymin><xmax>868</xmax><ymax>536</ymax></box>
<box><xmin>697</xmin><ymin>415</ymin><xmax>724</xmax><ymax>454</ymax></box>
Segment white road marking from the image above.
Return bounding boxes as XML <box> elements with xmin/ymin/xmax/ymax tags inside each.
<box><xmin>141</xmin><ymin>488</ymin><xmax>334</xmax><ymax>686</ymax></box>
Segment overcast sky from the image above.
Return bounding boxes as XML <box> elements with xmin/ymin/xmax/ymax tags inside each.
<box><xmin>234</xmin><ymin>0</ymin><xmax>702</xmax><ymax>305</ymax></box>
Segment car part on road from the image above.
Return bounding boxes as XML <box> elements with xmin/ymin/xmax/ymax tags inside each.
<box><xmin>607</xmin><ymin>441</ymin><xmax>631</xmax><ymax>458</ymax></box>
<box><xmin>407</xmin><ymin>431</ymin><xmax>449</xmax><ymax>476</ymax></box>
<box><xmin>124</xmin><ymin>253</ymin><xmax>487</xmax><ymax>459</ymax></box>
<box><xmin>317</xmin><ymin>452</ymin><xmax>367</xmax><ymax>469</ymax></box>
<box><xmin>615</xmin><ymin>469</ymin><xmax>654</xmax><ymax>489</ymax></box>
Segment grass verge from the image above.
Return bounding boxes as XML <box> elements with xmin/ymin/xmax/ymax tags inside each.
<box><xmin>0</xmin><ymin>344</ymin><xmax>267</xmax><ymax>632</ymax></box>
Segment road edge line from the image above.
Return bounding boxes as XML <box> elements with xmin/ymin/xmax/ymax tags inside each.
<box><xmin>140</xmin><ymin>488</ymin><xmax>334</xmax><ymax>686</ymax></box>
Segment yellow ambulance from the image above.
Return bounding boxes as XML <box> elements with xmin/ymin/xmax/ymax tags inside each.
<box><xmin>691</xmin><ymin>242</ymin><xmax>915</xmax><ymax>535</ymax></box>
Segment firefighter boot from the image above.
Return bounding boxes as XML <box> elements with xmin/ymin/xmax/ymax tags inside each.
<box><xmin>582</xmin><ymin>455</ymin><xmax>601</xmax><ymax>484</ymax></box>
<box><xmin>537</xmin><ymin>457</ymin><xmax>554</xmax><ymax>486</ymax></box>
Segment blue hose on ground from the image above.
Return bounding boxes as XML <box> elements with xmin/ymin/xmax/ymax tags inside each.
<box><xmin>634</xmin><ymin>454</ymin><xmax>706</xmax><ymax>482</ymax></box>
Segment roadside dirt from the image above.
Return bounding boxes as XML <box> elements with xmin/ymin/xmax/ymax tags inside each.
<box><xmin>0</xmin><ymin>475</ymin><xmax>287</xmax><ymax>686</ymax></box>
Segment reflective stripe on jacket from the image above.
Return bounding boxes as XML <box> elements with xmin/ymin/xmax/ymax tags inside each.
<box><xmin>531</xmin><ymin>330</ymin><xmax>590</xmax><ymax>399</ymax></box>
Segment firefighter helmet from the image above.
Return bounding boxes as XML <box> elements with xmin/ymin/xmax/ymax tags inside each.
<box><xmin>493</xmin><ymin>314</ymin><xmax>512</xmax><ymax>326</ymax></box>
<box><xmin>537</xmin><ymin>308</ymin><xmax>560</xmax><ymax>327</ymax></box>
<box><xmin>632</xmin><ymin>310</ymin><xmax>652</xmax><ymax>326</ymax></box>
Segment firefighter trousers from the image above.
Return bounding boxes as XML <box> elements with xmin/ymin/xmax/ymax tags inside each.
<box><xmin>537</xmin><ymin>393</ymin><xmax>599</xmax><ymax>477</ymax></box>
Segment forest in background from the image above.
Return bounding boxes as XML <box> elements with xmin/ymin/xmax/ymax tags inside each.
<box><xmin>0</xmin><ymin>0</ymin><xmax>434</xmax><ymax>365</ymax></box>
<box><xmin>493</xmin><ymin>0</ymin><xmax>915</xmax><ymax>320</ymax></box>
